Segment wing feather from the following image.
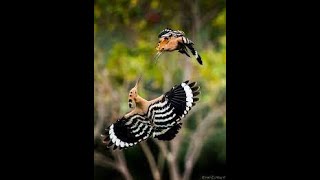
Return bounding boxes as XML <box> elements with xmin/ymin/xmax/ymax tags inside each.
<box><xmin>102</xmin><ymin>113</ymin><xmax>153</xmax><ymax>150</ymax></box>
<box><xmin>147</xmin><ymin>81</ymin><xmax>200</xmax><ymax>140</ymax></box>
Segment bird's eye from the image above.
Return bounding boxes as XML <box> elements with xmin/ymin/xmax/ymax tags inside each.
<box><xmin>164</xmin><ymin>37</ymin><xmax>168</xmax><ymax>40</ymax></box>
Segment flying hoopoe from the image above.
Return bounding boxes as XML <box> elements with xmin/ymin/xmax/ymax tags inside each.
<box><xmin>101</xmin><ymin>77</ymin><xmax>200</xmax><ymax>150</ymax></box>
<box><xmin>155</xmin><ymin>28</ymin><xmax>203</xmax><ymax>65</ymax></box>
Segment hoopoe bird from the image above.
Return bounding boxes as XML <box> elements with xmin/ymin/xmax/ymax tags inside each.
<box><xmin>101</xmin><ymin>77</ymin><xmax>200</xmax><ymax>150</ymax></box>
<box><xmin>155</xmin><ymin>28</ymin><xmax>203</xmax><ymax>65</ymax></box>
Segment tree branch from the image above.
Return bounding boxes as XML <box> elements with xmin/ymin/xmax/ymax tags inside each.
<box><xmin>140</xmin><ymin>142</ymin><xmax>161</xmax><ymax>180</ymax></box>
<box><xmin>157</xmin><ymin>151</ymin><xmax>165</xmax><ymax>177</ymax></box>
<box><xmin>154</xmin><ymin>140</ymin><xmax>182</xmax><ymax>180</ymax></box>
<box><xmin>94</xmin><ymin>151</ymin><xmax>119</xmax><ymax>170</ymax></box>
<box><xmin>113</xmin><ymin>151</ymin><xmax>133</xmax><ymax>180</ymax></box>
<box><xmin>182</xmin><ymin>107</ymin><xmax>225</xmax><ymax>180</ymax></box>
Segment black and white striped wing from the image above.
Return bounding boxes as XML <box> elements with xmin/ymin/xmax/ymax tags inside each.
<box><xmin>158</xmin><ymin>28</ymin><xmax>172</xmax><ymax>38</ymax></box>
<box><xmin>102</xmin><ymin>114</ymin><xmax>153</xmax><ymax>150</ymax></box>
<box><xmin>178</xmin><ymin>36</ymin><xmax>202</xmax><ymax>65</ymax></box>
<box><xmin>158</xmin><ymin>28</ymin><xmax>185</xmax><ymax>38</ymax></box>
<box><xmin>147</xmin><ymin>81</ymin><xmax>200</xmax><ymax>140</ymax></box>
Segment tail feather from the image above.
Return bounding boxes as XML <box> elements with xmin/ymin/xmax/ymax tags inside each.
<box><xmin>185</xmin><ymin>44</ymin><xmax>203</xmax><ymax>65</ymax></box>
<box><xmin>194</xmin><ymin>51</ymin><xmax>202</xmax><ymax>65</ymax></box>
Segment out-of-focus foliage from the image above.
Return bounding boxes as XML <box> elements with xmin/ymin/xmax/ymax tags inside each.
<box><xmin>94</xmin><ymin>0</ymin><xmax>226</xmax><ymax>179</ymax></box>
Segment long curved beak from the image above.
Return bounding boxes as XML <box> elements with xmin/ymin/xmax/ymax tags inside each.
<box><xmin>135</xmin><ymin>76</ymin><xmax>142</xmax><ymax>88</ymax></box>
<box><xmin>153</xmin><ymin>51</ymin><xmax>162</xmax><ymax>64</ymax></box>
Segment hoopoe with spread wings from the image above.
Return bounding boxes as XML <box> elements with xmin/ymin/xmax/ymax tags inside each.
<box><xmin>155</xmin><ymin>28</ymin><xmax>203</xmax><ymax>65</ymax></box>
<box><xmin>101</xmin><ymin>78</ymin><xmax>200</xmax><ymax>150</ymax></box>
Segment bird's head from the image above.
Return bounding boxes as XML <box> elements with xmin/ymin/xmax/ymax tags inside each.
<box><xmin>128</xmin><ymin>76</ymin><xmax>141</xmax><ymax>108</ymax></box>
<box><xmin>156</xmin><ymin>37</ymin><xmax>169</xmax><ymax>52</ymax></box>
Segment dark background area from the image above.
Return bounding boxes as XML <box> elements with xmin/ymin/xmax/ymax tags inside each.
<box><xmin>2</xmin><ymin>1</ymin><xmax>315</xmax><ymax>180</ymax></box>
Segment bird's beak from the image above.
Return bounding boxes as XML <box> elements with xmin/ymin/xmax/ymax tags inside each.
<box><xmin>153</xmin><ymin>51</ymin><xmax>162</xmax><ymax>62</ymax></box>
<box><xmin>135</xmin><ymin>76</ymin><xmax>142</xmax><ymax>89</ymax></box>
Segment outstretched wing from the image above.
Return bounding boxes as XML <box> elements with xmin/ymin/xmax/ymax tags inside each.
<box><xmin>101</xmin><ymin>114</ymin><xmax>153</xmax><ymax>150</ymax></box>
<box><xmin>154</xmin><ymin>122</ymin><xmax>183</xmax><ymax>141</ymax></box>
<box><xmin>147</xmin><ymin>81</ymin><xmax>200</xmax><ymax>140</ymax></box>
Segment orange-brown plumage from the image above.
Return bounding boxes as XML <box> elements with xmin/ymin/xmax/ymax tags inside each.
<box><xmin>155</xmin><ymin>28</ymin><xmax>203</xmax><ymax>65</ymax></box>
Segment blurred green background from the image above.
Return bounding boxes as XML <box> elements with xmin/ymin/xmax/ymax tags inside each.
<box><xmin>94</xmin><ymin>0</ymin><xmax>226</xmax><ymax>179</ymax></box>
